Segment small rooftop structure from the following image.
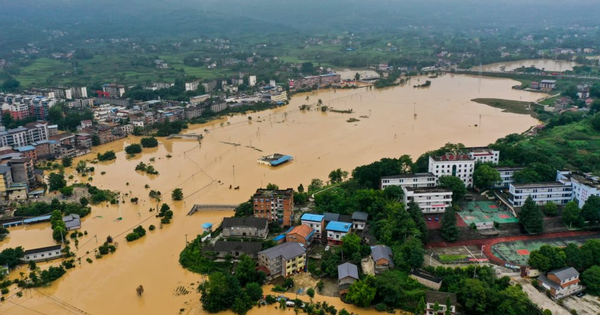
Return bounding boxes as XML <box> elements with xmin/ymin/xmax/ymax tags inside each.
<box><xmin>338</xmin><ymin>262</ymin><xmax>359</xmax><ymax>280</ymax></box>
<box><xmin>371</xmin><ymin>245</ymin><xmax>394</xmax><ymax>267</ymax></box>
<box><xmin>259</xmin><ymin>242</ymin><xmax>305</xmax><ymax>260</ymax></box>
<box><xmin>62</xmin><ymin>214</ymin><xmax>81</xmax><ymax>231</ymax></box>
<box><xmin>202</xmin><ymin>222</ymin><xmax>213</xmax><ymax>232</ymax></box>
<box><xmin>257</xmin><ymin>153</ymin><xmax>293</xmax><ymax>166</ymax></box>
<box><xmin>431</xmin><ymin>154</ymin><xmax>474</xmax><ymax>162</ymax></box>
<box><xmin>548</xmin><ymin>267</ymin><xmax>579</xmax><ymax>282</ymax></box>
<box><xmin>351</xmin><ymin>212</ymin><xmax>368</xmax><ymax>221</ymax></box>
<box><xmin>381</xmin><ymin>172</ymin><xmax>435</xmax><ymax>180</ymax></box>
<box><xmin>222</xmin><ymin>217</ymin><xmax>268</xmax><ymax>229</ymax></box>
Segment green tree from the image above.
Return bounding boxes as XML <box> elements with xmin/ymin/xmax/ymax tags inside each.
<box><xmin>1</xmin><ymin>78</ymin><xmax>20</xmax><ymax>92</ymax></box>
<box><xmin>171</xmin><ymin>188</ymin><xmax>183</xmax><ymax>201</ymax></box>
<box><xmin>91</xmin><ymin>135</ymin><xmax>101</xmax><ymax>146</ymax></box>
<box><xmin>140</xmin><ymin>137</ymin><xmax>159</xmax><ymax>148</ymax></box>
<box><xmin>0</xmin><ymin>247</ymin><xmax>25</xmax><ymax>269</ymax></box>
<box><xmin>473</xmin><ymin>164</ymin><xmax>501</xmax><ymax>189</ymax></box>
<box><xmin>341</xmin><ymin>233</ymin><xmax>362</xmax><ymax>260</ymax></box>
<box><xmin>328</xmin><ymin>168</ymin><xmax>348</xmax><ymax>184</ymax></box>
<box><xmin>519</xmin><ymin>197</ymin><xmax>544</xmax><ymax>234</ymax></box>
<box><xmin>495</xmin><ymin>286</ymin><xmax>531</xmax><ymax>315</ymax></box>
<box><xmin>592</xmin><ymin>113</ymin><xmax>600</xmax><ymax>132</ymax></box>
<box><xmin>562</xmin><ymin>201</ymin><xmax>582</xmax><ymax>227</ymax></box>
<box><xmin>441</xmin><ymin>206</ymin><xmax>460</xmax><ymax>242</ymax></box>
<box><xmin>416</xmin><ymin>297</ymin><xmax>426</xmax><ymax>315</ymax></box>
<box><xmin>236</xmin><ymin>255</ymin><xmax>263</xmax><ymax>287</ymax></box>
<box><xmin>49</xmin><ymin>173</ymin><xmax>67</xmax><ymax>191</ymax></box>
<box><xmin>234</xmin><ymin>199</ymin><xmax>253</xmax><ymax>217</ymax></box>
<box><xmin>459</xmin><ymin>278</ymin><xmax>487</xmax><ymax>313</ymax></box>
<box><xmin>408</xmin><ymin>201</ymin><xmax>428</xmax><ymax>243</ymax></box>
<box><xmin>581</xmin><ymin>265</ymin><xmax>600</xmax><ymax>295</ymax></box>
<box><xmin>266</xmin><ymin>183</ymin><xmax>279</xmax><ymax>190</ymax></box>
<box><xmin>581</xmin><ymin>195</ymin><xmax>600</xmax><ymax>225</ymax></box>
<box><xmin>61</xmin><ymin>157</ymin><xmax>73</xmax><ymax>167</ymax></box>
<box><xmin>438</xmin><ymin>176</ymin><xmax>466</xmax><ymax>201</ymax></box>
<box><xmin>308</xmin><ymin>178</ymin><xmax>324</xmax><ymax>192</ymax></box>
<box><xmin>297</xmin><ymin>184</ymin><xmax>305</xmax><ymax>193</ymax></box>
<box><xmin>125</xmin><ymin>144</ymin><xmax>142</xmax><ymax>155</ymax></box>
<box><xmin>307</xmin><ymin>287</ymin><xmax>315</xmax><ymax>298</ymax></box>
<box><xmin>528</xmin><ymin>245</ymin><xmax>566</xmax><ymax>272</ymax></box>
<box><xmin>76</xmin><ymin>160</ymin><xmax>87</xmax><ymax>173</ymax></box>
<box><xmin>543</xmin><ymin>201</ymin><xmax>558</xmax><ymax>216</ymax></box>
<box><xmin>245</xmin><ymin>282</ymin><xmax>263</xmax><ymax>301</ymax></box>
<box><xmin>199</xmin><ymin>272</ymin><xmax>241</xmax><ymax>313</ymax></box>
<box><xmin>60</xmin><ymin>186</ymin><xmax>74</xmax><ymax>197</ymax></box>
<box><xmin>346</xmin><ymin>278</ymin><xmax>376</xmax><ymax>307</ymax></box>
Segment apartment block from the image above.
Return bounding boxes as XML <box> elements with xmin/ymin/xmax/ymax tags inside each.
<box><xmin>253</xmin><ymin>188</ymin><xmax>294</xmax><ymax>226</ymax></box>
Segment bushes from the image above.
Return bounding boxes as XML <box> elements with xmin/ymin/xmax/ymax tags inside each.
<box><xmin>98</xmin><ymin>242</ymin><xmax>117</xmax><ymax>255</ymax></box>
<box><xmin>136</xmin><ymin>162</ymin><xmax>159</xmax><ymax>175</ymax></box>
<box><xmin>126</xmin><ymin>226</ymin><xmax>147</xmax><ymax>242</ymax></box>
<box><xmin>125</xmin><ymin>144</ymin><xmax>142</xmax><ymax>155</ymax></box>
<box><xmin>157</xmin><ymin>203</ymin><xmax>173</xmax><ymax>224</ymax></box>
<box><xmin>141</xmin><ymin>137</ymin><xmax>159</xmax><ymax>148</ymax></box>
<box><xmin>97</xmin><ymin>151</ymin><xmax>116</xmax><ymax>161</ymax></box>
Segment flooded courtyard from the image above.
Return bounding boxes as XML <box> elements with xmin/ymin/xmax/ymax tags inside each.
<box><xmin>0</xmin><ymin>74</ymin><xmax>542</xmax><ymax>314</ymax></box>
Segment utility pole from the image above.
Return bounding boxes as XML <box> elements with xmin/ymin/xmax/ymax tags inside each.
<box><xmin>233</xmin><ymin>165</ymin><xmax>236</xmax><ymax>185</ymax></box>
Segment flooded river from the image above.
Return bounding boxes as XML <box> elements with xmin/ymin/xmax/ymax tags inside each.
<box><xmin>0</xmin><ymin>74</ymin><xmax>541</xmax><ymax>314</ymax></box>
<box><xmin>479</xmin><ymin>59</ymin><xmax>580</xmax><ymax>72</ymax></box>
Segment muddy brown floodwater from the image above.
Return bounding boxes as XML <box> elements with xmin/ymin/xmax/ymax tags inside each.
<box><xmin>0</xmin><ymin>74</ymin><xmax>540</xmax><ymax>315</ymax></box>
<box><xmin>479</xmin><ymin>59</ymin><xmax>580</xmax><ymax>72</ymax></box>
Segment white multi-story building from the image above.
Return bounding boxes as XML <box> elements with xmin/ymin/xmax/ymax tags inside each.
<box><xmin>300</xmin><ymin>213</ymin><xmax>325</xmax><ymax>239</ymax></box>
<box><xmin>248</xmin><ymin>75</ymin><xmax>257</xmax><ymax>87</ymax></box>
<box><xmin>0</xmin><ymin>124</ymin><xmax>49</xmax><ymax>148</ymax></box>
<box><xmin>381</xmin><ymin>172</ymin><xmax>437</xmax><ymax>189</ymax></box>
<box><xmin>466</xmin><ymin>147</ymin><xmax>500</xmax><ymax>164</ymax></box>
<box><xmin>428</xmin><ymin>154</ymin><xmax>475</xmax><ymax>187</ymax></box>
<box><xmin>557</xmin><ymin>171</ymin><xmax>600</xmax><ymax>208</ymax></box>
<box><xmin>185</xmin><ymin>80</ymin><xmax>201</xmax><ymax>92</ymax></box>
<box><xmin>508</xmin><ymin>182</ymin><xmax>572</xmax><ymax>207</ymax></box>
<box><xmin>493</xmin><ymin>166</ymin><xmax>524</xmax><ymax>188</ymax></box>
<box><xmin>402</xmin><ymin>187</ymin><xmax>453</xmax><ymax>213</ymax></box>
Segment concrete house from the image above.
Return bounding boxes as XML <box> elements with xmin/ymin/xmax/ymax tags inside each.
<box><xmin>371</xmin><ymin>245</ymin><xmax>394</xmax><ymax>273</ymax></box>
<box><xmin>258</xmin><ymin>242</ymin><xmax>306</xmax><ymax>278</ymax></box>
<box><xmin>206</xmin><ymin>241</ymin><xmax>262</xmax><ymax>259</ymax></box>
<box><xmin>285</xmin><ymin>224</ymin><xmax>315</xmax><ymax>246</ymax></box>
<box><xmin>221</xmin><ymin>217</ymin><xmax>268</xmax><ymax>238</ymax></box>
<box><xmin>326</xmin><ymin>221</ymin><xmax>352</xmax><ymax>245</ymax></box>
<box><xmin>351</xmin><ymin>212</ymin><xmax>368</xmax><ymax>231</ymax></box>
<box><xmin>538</xmin><ymin>267</ymin><xmax>581</xmax><ymax>298</ymax></box>
<box><xmin>300</xmin><ymin>213</ymin><xmax>325</xmax><ymax>240</ymax></box>
<box><xmin>63</xmin><ymin>214</ymin><xmax>81</xmax><ymax>231</ymax></box>
<box><xmin>425</xmin><ymin>291</ymin><xmax>457</xmax><ymax>315</ymax></box>
<box><xmin>410</xmin><ymin>269</ymin><xmax>443</xmax><ymax>290</ymax></box>
<box><xmin>22</xmin><ymin>245</ymin><xmax>63</xmax><ymax>262</ymax></box>
<box><xmin>338</xmin><ymin>262</ymin><xmax>359</xmax><ymax>295</ymax></box>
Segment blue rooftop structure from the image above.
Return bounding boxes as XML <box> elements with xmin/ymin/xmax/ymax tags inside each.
<box><xmin>23</xmin><ymin>215</ymin><xmax>52</xmax><ymax>224</ymax></box>
<box><xmin>301</xmin><ymin>213</ymin><xmax>324</xmax><ymax>222</ymax></box>
<box><xmin>201</xmin><ymin>223</ymin><xmax>213</xmax><ymax>229</ymax></box>
<box><xmin>270</xmin><ymin>155</ymin><xmax>293</xmax><ymax>166</ymax></box>
<box><xmin>326</xmin><ymin>221</ymin><xmax>352</xmax><ymax>233</ymax></box>
<box><xmin>273</xmin><ymin>234</ymin><xmax>286</xmax><ymax>242</ymax></box>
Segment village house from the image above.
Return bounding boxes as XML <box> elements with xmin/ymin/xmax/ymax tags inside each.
<box><xmin>257</xmin><ymin>242</ymin><xmax>306</xmax><ymax>279</ymax></box>
<box><xmin>285</xmin><ymin>224</ymin><xmax>315</xmax><ymax>246</ymax></box>
<box><xmin>351</xmin><ymin>212</ymin><xmax>368</xmax><ymax>231</ymax></box>
<box><xmin>538</xmin><ymin>267</ymin><xmax>581</xmax><ymax>298</ymax></box>
<box><xmin>337</xmin><ymin>262</ymin><xmax>359</xmax><ymax>295</ymax></box>
<box><xmin>300</xmin><ymin>213</ymin><xmax>325</xmax><ymax>241</ymax></box>
<box><xmin>371</xmin><ymin>245</ymin><xmax>394</xmax><ymax>274</ymax></box>
<box><xmin>22</xmin><ymin>245</ymin><xmax>63</xmax><ymax>262</ymax></box>
<box><xmin>410</xmin><ymin>269</ymin><xmax>443</xmax><ymax>290</ymax></box>
<box><xmin>326</xmin><ymin>221</ymin><xmax>352</xmax><ymax>245</ymax></box>
<box><xmin>206</xmin><ymin>241</ymin><xmax>263</xmax><ymax>259</ymax></box>
<box><xmin>221</xmin><ymin>217</ymin><xmax>269</xmax><ymax>238</ymax></box>
<box><xmin>425</xmin><ymin>291</ymin><xmax>458</xmax><ymax>315</ymax></box>
<box><xmin>63</xmin><ymin>214</ymin><xmax>81</xmax><ymax>231</ymax></box>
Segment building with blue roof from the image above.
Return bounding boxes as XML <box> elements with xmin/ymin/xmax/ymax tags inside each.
<box><xmin>301</xmin><ymin>213</ymin><xmax>325</xmax><ymax>241</ymax></box>
<box><xmin>326</xmin><ymin>221</ymin><xmax>352</xmax><ymax>245</ymax></box>
<box><xmin>257</xmin><ymin>153</ymin><xmax>293</xmax><ymax>167</ymax></box>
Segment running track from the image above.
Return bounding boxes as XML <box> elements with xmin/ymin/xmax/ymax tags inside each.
<box><xmin>427</xmin><ymin>230</ymin><xmax>600</xmax><ymax>267</ymax></box>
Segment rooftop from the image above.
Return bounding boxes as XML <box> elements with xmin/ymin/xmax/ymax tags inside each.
<box><xmin>259</xmin><ymin>242</ymin><xmax>305</xmax><ymax>260</ymax></box>
<box><xmin>338</xmin><ymin>262</ymin><xmax>359</xmax><ymax>280</ymax></box>
<box><xmin>405</xmin><ymin>187</ymin><xmax>453</xmax><ymax>194</ymax></box>
<box><xmin>430</xmin><ymin>154</ymin><xmax>474</xmax><ymax>162</ymax></box>
<box><xmin>287</xmin><ymin>224</ymin><xmax>315</xmax><ymax>240</ymax></box>
<box><xmin>24</xmin><ymin>245</ymin><xmax>62</xmax><ymax>255</ymax></box>
<box><xmin>494</xmin><ymin>166</ymin><xmax>525</xmax><ymax>171</ymax></box>
<box><xmin>425</xmin><ymin>291</ymin><xmax>457</xmax><ymax>306</ymax></box>
<box><xmin>511</xmin><ymin>181</ymin><xmax>568</xmax><ymax>189</ymax></box>
<box><xmin>351</xmin><ymin>211</ymin><xmax>369</xmax><ymax>221</ymax></box>
<box><xmin>301</xmin><ymin>213</ymin><xmax>324</xmax><ymax>222</ymax></box>
<box><xmin>370</xmin><ymin>245</ymin><xmax>394</xmax><ymax>266</ymax></box>
<box><xmin>212</xmin><ymin>241</ymin><xmax>262</xmax><ymax>255</ymax></box>
<box><xmin>326</xmin><ymin>221</ymin><xmax>352</xmax><ymax>233</ymax></box>
<box><xmin>549</xmin><ymin>267</ymin><xmax>579</xmax><ymax>282</ymax></box>
<box><xmin>410</xmin><ymin>269</ymin><xmax>443</xmax><ymax>284</ymax></box>
<box><xmin>253</xmin><ymin>188</ymin><xmax>294</xmax><ymax>197</ymax></box>
<box><xmin>381</xmin><ymin>172</ymin><xmax>435</xmax><ymax>180</ymax></box>
<box><xmin>221</xmin><ymin>217</ymin><xmax>268</xmax><ymax>230</ymax></box>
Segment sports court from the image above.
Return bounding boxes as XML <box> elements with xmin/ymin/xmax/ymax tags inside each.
<box><xmin>458</xmin><ymin>201</ymin><xmax>518</xmax><ymax>227</ymax></box>
<box><xmin>491</xmin><ymin>235</ymin><xmax>595</xmax><ymax>266</ymax></box>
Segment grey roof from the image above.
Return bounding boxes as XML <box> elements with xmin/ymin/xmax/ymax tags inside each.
<box><xmin>323</xmin><ymin>212</ymin><xmax>340</xmax><ymax>222</ymax></box>
<box><xmin>371</xmin><ymin>245</ymin><xmax>394</xmax><ymax>266</ymax></box>
<box><xmin>24</xmin><ymin>245</ymin><xmax>62</xmax><ymax>255</ymax></box>
<box><xmin>538</xmin><ymin>275</ymin><xmax>560</xmax><ymax>290</ymax></box>
<box><xmin>212</xmin><ymin>241</ymin><xmax>262</xmax><ymax>255</ymax></box>
<box><xmin>63</xmin><ymin>214</ymin><xmax>81</xmax><ymax>230</ymax></box>
<box><xmin>222</xmin><ymin>217</ymin><xmax>268</xmax><ymax>230</ymax></box>
<box><xmin>0</xmin><ymin>165</ymin><xmax>11</xmax><ymax>174</ymax></box>
<box><xmin>549</xmin><ymin>267</ymin><xmax>579</xmax><ymax>282</ymax></box>
<box><xmin>411</xmin><ymin>269</ymin><xmax>443</xmax><ymax>283</ymax></box>
<box><xmin>259</xmin><ymin>242</ymin><xmax>305</xmax><ymax>260</ymax></box>
<box><xmin>351</xmin><ymin>211</ymin><xmax>368</xmax><ymax>221</ymax></box>
<box><xmin>338</xmin><ymin>262</ymin><xmax>359</xmax><ymax>280</ymax></box>
<box><xmin>426</xmin><ymin>291</ymin><xmax>457</xmax><ymax>305</ymax></box>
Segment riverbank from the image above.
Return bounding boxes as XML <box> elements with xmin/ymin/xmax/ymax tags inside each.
<box><xmin>471</xmin><ymin>98</ymin><xmax>542</xmax><ymax>119</ymax></box>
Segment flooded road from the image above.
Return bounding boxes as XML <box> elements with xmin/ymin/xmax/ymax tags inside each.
<box><xmin>0</xmin><ymin>74</ymin><xmax>541</xmax><ymax>314</ymax></box>
<box><xmin>479</xmin><ymin>59</ymin><xmax>580</xmax><ymax>72</ymax></box>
